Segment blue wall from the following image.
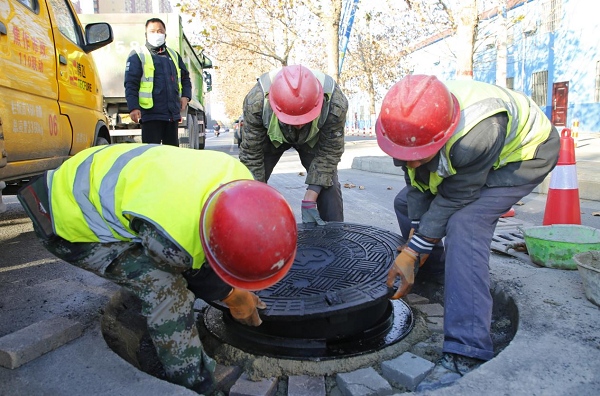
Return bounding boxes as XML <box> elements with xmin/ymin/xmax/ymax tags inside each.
<box><xmin>410</xmin><ymin>0</ymin><xmax>600</xmax><ymax>133</ymax></box>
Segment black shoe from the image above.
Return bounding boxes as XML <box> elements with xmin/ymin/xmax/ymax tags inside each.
<box><xmin>416</xmin><ymin>353</ymin><xmax>484</xmax><ymax>392</ymax></box>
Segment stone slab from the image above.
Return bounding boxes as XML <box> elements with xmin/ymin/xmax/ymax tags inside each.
<box><xmin>214</xmin><ymin>364</ymin><xmax>242</xmax><ymax>390</ymax></box>
<box><xmin>0</xmin><ymin>317</ymin><xmax>83</xmax><ymax>369</ymax></box>
<box><xmin>336</xmin><ymin>367</ymin><xmax>393</xmax><ymax>396</ymax></box>
<box><xmin>409</xmin><ymin>335</ymin><xmax>444</xmax><ymax>362</ymax></box>
<box><xmin>426</xmin><ymin>317</ymin><xmax>444</xmax><ymax>334</ymax></box>
<box><xmin>288</xmin><ymin>375</ymin><xmax>326</xmax><ymax>396</ymax></box>
<box><xmin>413</xmin><ymin>303</ymin><xmax>444</xmax><ymax>318</ymax></box>
<box><xmin>382</xmin><ymin>352</ymin><xmax>435</xmax><ymax>391</ymax></box>
<box><xmin>230</xmin><ymin>373</ymin><xmax>278</xmax><ymax>396</ymax></box>
<box><xmin>405</xmin><ymin>294</ymin><xmax>430</xmax><ymax>305</ymax></box>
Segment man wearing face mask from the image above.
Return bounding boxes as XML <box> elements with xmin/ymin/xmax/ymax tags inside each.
<box><xmin>239</xmin><ymin>65</ymin><xmax>348</xmax><ymax>225</ymax></box>
<box><xmin>124</xmin><ymin>18</ymin><xmax>192</xmax><ymax>146</ymax></box>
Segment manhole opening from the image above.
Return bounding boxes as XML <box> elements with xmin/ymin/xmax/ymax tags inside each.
<box><xmin>100</xmin><ymin>222</ymin><xmax>518</xmax><ymax>391</ymax></box>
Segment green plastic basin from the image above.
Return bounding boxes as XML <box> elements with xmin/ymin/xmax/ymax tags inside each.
<box><xmin>521</xmin><ymin>225</ymin><xmax>600</xmax><ymax>270</ymax></box>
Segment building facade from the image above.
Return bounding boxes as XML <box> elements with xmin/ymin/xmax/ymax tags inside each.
<box><xmin>408</xmin><ymin>0</ymin><xmax>600</xmax><ymax>133</ymax></box>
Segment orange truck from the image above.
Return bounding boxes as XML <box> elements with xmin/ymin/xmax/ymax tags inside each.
<box><xmin>0</xmin><ymin>0</ymin><xmax>113</xmax><ymax>212</ymax></box>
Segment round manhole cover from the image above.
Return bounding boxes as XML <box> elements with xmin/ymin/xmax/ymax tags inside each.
<box><xmin>205</xmin><ymin>223</ymin><xmax>414</xmax><ymax>359</ymax></box>
<box><xmin>213</xmin><ymin>222</ymin><xmax>402</xmax><ymax>319</ymax></box>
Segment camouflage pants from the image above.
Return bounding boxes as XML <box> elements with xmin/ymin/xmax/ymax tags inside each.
<box><xmin>41</xmin><ymin>236</ymin><xmax>215</xmax><ymax>389</ymax></box>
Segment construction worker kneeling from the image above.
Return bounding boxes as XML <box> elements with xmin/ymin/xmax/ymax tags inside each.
<box><xmin>377</xmin><ymin>75</ymin><xmax>560</xmax><ymax>391</ymax></box>
<box><xmin>17</xmin><ymin>144</ymin><xmax>297</xmax><ymax>393</ymax></box>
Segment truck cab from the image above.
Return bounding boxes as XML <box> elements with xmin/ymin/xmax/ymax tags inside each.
<box><xmin>0</xmin><ymin>0</ymin><xmax>113</xmax><ymax>211</ymax></box>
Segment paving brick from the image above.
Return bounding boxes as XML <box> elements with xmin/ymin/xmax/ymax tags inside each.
<box><xmin>214</xmin><ymin>364</ymin><xmax>242</xmax><ymax>390</ymax></box>
<box><xmin>0</xmin><ymin>317</ymin><xmax>83</xmax><ymax>369</ymax></box>
<box><xmin>336</xmin><ymin>367</ymin><xmax>393</xmax><ymax>396</ymax></box>
<box><xmin>405</xmin><ymin>294</ymin><xmax>430</xmax><ymax>305</ymax></box>
<box><xmin>426</xmin><ymin>317</ymin><xmax>444</xmax><ymax>334</ymax></box>
<box><xmin>229</xmin><ymin>373</ymin><xmax>278</xmax><ymax>396</ymax></box>
<box><xmin>288</xmin><ymin>375</ymin><xmax>326</xmax><ymax>396</ymax></box>
<box><xmin>409</xmin><ymin>334</ymin><xmax>444</xmax><ymax>361</ymax></box>
<box><xmin>413</xmin><ymin>303</ymin><xmax>444</xmax><ymax>317</ymax></box>
<box><xmin>381</xmin><ymin>352</ymin><xmax>435</xmax><ymax>391</ymax></box>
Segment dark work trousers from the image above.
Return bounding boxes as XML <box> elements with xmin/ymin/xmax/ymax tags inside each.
<box><xmin>263</xmin><ymin>148</ymin><xmax>344</xmax><ymax>222</ymax></box>
<box><xmin>394</xmin><ymin>181</ymin><xmax>539</xmax><ymax>361</ymax></box>
<box><xmin>141</xmin><ymin>120</ymin><xmax>179</xmax><ymax>146</ymax></box>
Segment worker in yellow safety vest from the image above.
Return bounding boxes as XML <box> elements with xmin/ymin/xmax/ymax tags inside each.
<box><xmin>125</xmin><ymin>18</ymin><xmax>192</xmax><ymax>145</ymax></box>
<box><xmin>376</xmin><ymin>75</ymin><xmax>560</xmax><ymax>390</ymax></box>
<box><xmin>17</xmin><ymin>144</ymin><xmax>297</xmax><ymax>392</ymax></box>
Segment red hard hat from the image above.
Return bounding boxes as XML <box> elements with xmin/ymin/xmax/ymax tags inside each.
<box><xmin>375</xmin><ymin>75</ymin><xmax>461</xmax><ymax>161</ymax></box>
<box><xmin>200</xmin><ymin>180</ymin><xmax>297</xmax><ymax>291</ymax></box>
<box><xmin>269</xmin><ymin>65</ymin><xmax>324</xmax><ymax>125</ymax></box>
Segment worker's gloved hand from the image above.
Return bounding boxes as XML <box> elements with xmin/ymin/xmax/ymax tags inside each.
<box><xmin>388</xmin><ymin>232</ymin><xmax>440</xmax><ymax>299</ymax></box>
<box><xmin>387</xmin><ymin>249</ymin><xmax>421</xmax><ymax>299</ymax></box>
<box><xmin>221</xmin><ymin>288</ymin><xmax>267</xmax><ymax>326</ymax></box>
<box><xmin>301</xmin><ymin>200</ymin><xmax>326</xmax><ymax>226</ymax></box>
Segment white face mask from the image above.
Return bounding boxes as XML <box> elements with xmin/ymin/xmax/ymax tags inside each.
<box><xmin>147</xmin><ymin>33</ymin><xmax>166</xmax><ymax>47</ymax></box>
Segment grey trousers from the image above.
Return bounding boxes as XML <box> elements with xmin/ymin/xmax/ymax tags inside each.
<box><xmin>263</xmin><ymin>148</ymin><xmax>344</xmax><ymax>222</ymax></box>
<box><xmin>394</xmin><ymin>181</ymin><xmax>539</xmax><ymax>360</ymax></box>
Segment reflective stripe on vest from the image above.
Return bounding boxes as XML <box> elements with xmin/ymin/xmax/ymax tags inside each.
<box><xmin>49</xmin><ymin>144</ymin><xmax>254</xmax><ymax>269</ymax></box>
<box><xmin>137</xmin><ymin>46</ymin><xmax>182</xmax><ymax>109</ymax></box>
<box><xmin>408</xmin><ymin>81</ymin><xmax>552</xmax><ymax>194</ymax></box>
<box><xmin>258</xmin><ymin>68</ymin><xmax>335</xmax><ymax>148</ymax></box>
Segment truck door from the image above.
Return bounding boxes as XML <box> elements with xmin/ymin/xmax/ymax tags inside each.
<box><xmin>46</xmin><ymin>0</ymin><xmax>99</xmax><ymax>151</ymax></box>
<box><xmin>0</xmin><ymin>0</ymin><xmax>67</xmax><ymax>165</ymax></box>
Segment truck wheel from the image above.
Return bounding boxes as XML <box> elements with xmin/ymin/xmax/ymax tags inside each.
<box><xmin>95</xmin><ymin>137</ymin><xmax>109</xmax><ymax>146</ymax></box>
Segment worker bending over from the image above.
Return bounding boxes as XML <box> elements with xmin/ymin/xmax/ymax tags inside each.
<box><xmin>18</xmin><ymin>144</ymin><xmax>297</xmax><ymax>393</ymax></box>
<box><xmin>378</xmin><ymin>75</ymin><xmax>559</xmax><ymax>390</ymax></box>
<box><xmin>240</xmin><ymin>65</ymin><xmax>348</xmax><ymax>225</ymax></box>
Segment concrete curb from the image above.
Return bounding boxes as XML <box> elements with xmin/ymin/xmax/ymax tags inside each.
<box><xmin>351</xmin><ymin>156</ymin><xmax>600</xmax><ymax>202</ymax></box>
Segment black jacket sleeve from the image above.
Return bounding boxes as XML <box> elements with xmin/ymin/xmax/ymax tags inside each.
<box><xmin>178</xmin><ymin>52</ymin><xmax>192</xmax><ymax>100</ymax></box>
<box><xmin>124</xmin><ymin>50</ymin><xmax>142</xmax><ymax>112</ymax></box>
<box><xmin>183</xmin><ymin>265</ymin><xmax>233</xmax><ymax>302</ymax></box>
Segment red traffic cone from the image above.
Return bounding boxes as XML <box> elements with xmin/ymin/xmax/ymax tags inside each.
<box><xmin>501</xmin><ymin>207</ymin><xmax>515</xmax><ymax>218</ymax></box>
<box><xmin>543</xmin><ymin>128</ymin><xmax>581</xmax><ymax>225</ymax></box>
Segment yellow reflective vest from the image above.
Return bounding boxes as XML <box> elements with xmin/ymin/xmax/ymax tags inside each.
<box><xmin>408</xmin><ymin>80</ymin><xmax>553</xmax><ymax>194</ymax></box>
<box><xmin>137</xmin><ymin>46</ymin><xmax>182</xmax><ymax>109</ymax></box>
<box><xmin>47</xmin><ymin>144</ymin><xmax>253</xmax><ymax>269</ymax></box>
<box><xmin>258</xmin><ymin>68</ymin><xmax>335</xmax><ymax>148</ymax></box>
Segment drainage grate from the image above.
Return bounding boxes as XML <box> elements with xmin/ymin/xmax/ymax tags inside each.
<box><xmin>204</xmin><ymin>223</ymin><xmax>414</xmax><ymax>359</ymax></box>
<box><xmin>491</xmin><ymin>218</ymin><xmax>538</xmax><ymax>266</ymax></box>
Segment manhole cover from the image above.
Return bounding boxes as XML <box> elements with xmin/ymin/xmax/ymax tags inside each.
<box><xmin>204</xmin><ymin>222</ymin><xmax>414</xmax><ymax>359</ymax></box>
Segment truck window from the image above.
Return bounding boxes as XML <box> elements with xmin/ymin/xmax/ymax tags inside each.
<box><xmin>16</xmin><ymin>0</ymin><xmax>39</xmax><ymax>13</ymax></box>
<box><xmin>48</xmin><ymin>0</ymin><xmax>81</xmax><ymax>45</ymax></box>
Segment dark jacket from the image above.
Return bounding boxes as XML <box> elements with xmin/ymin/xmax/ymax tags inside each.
<box><xmin>397</xmin><ymin>113</ymin><xmax>560</xmax><ymax>239</ymax></box>
<box><xmin>240</xmin><ymin>81</ymin><xmax>348</xmax><ymax>188</ymax></box>
<box><xmin>124</xmin><ymin>43</ymin><xmax>192</xmax><ymax>123</ymax></box>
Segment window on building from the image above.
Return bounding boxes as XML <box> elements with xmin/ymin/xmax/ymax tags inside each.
<box><xmin>595</xmin><ymin>61</ymin><xmax>600</xmax><ymax>103</ymax></box>
<box><xmin>531</xmin><ymin>71</ymin><xmax>548</xmax><ymax>107</ymax></box>
<box><xmin>506</xmin><ymin>77</ymin><xmax>514</xmax><ymax>90</ymax></box>
<box><xmin>542</xmin><ymin>0</ymin><xmax>562</xmax><ymax>33</ymax></box>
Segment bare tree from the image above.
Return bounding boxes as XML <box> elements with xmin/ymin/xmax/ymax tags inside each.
<box><xmin>454</xmin><ymin>0</ymin><xmax>478</xmax><ymax>79</ymax></box>
<box><xmin>302</xmin><ymin>0</ymin><xmax>343</xmax><ymax>81</ymax></box>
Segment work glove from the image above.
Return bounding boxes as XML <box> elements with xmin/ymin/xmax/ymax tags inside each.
<box><xmin>301</xmin><ymin>200</ymin><xmax>326</xmax><ymax>226</ymax></box>
<box><xmin>387</xmin><ymin>232</ymin><xmax>440</xmax><ymax>299</ymax></box>
<box><xmin>221</xmin><ymin>288</ymin><xmax>267</xmax><ymax>326</ymax></box>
